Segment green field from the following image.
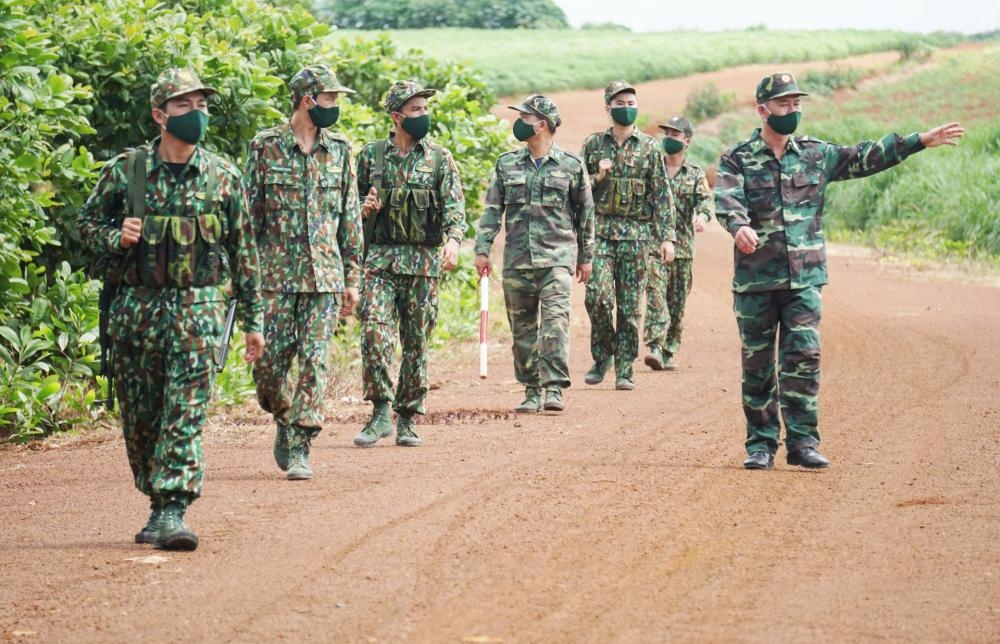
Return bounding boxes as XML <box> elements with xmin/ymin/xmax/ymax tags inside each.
<box><xmin>333</xmin><ymin>28</ymin><xmax>963</xmax><ymax>97</ymax></box>
<box><xmin>698</xmin><ymin>44</ymin><xmax>1000</xmax><ymax>261</ymax></box>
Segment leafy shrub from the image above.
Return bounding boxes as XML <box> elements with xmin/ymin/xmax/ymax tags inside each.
<box><xmin>316</xmin><ymin>0</ymin><xmax>569</xmax><ymax>29</ymax></box>
<box><xmin>685</xmin><ymin>84</ymin><xmax>738</xmax><ymax>122</ymax></box>
<box><xmin>801</xmin><ymin>66</ymin><xmax>865</xmax><ymax>96</ymax></box>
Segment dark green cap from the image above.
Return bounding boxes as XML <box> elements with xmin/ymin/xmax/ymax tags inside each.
<box><xmin>508</xmin><ymin>94</ymin><xmax>561</xmax><ymax>130</ymax></box>
<box><xmin>289</xmin><ymin>64</ymin><xmax>355</xmax><ymax>105</ymax></box>
<box><xmin>383</xmin><ymin>80</ymin><xmax>437</xmax><ymax>114</ymax></box>
<box><xmin>659</xmin><ymin>115</ymin><xmax>693</xmax><ymax>138</ymax></box>
<box><xmin>604</xmin><ymin>80</ymin><xmax>636</xmax><ymax>104</ymax></box>
<box><xmin>755</xmin><ymin>72</ymin><xmax>809</xmax><ymax>104</ymax></box>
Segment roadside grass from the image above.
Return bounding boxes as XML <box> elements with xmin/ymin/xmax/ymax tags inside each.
<box><xmin>334</xmin><ymin>28</ymin><xmax>963</xmax><ymax>97</ymax></box>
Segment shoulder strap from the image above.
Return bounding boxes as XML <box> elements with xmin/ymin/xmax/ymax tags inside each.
<box><xmin>204</xmin><ymin>154</ymin><xmax>217</xmax><ymax>204</ymax></box>
<box><xmin>125</xmin><ymin>147</ymin><xmax>148</xmax><ymax>219</ymax></box>
<box><xmin>373</xmin><ymin>139</ymin><xmax>387</xmax><ymax>190</ymax></box>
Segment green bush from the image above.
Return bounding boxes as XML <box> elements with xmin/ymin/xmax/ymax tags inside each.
<box><xmin>316</xmin><ymin>0</ymin><xmax>569</xmax><ymax>29</ymax></box>
<box><xmin>685</xmin><ymin>84</ymin><xmax>738</xmax><ymax>122</ymax></box>
<box><xmin>801</xmin><ymin>66</ymin><xmax>865</xmax><ymax>96</ymax></box>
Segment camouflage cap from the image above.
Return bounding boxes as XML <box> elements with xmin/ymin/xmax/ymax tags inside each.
<box><xmin>383</xmin><ymin>80</ymin><xmax>437</xmax><ymax>114</ymax></box>
<box><xmin>508</xmin><ymin>94</ymin><xmax>561</xmax><ymax>130</ymax></box>
<box><xmin>755</xmin><ymin>72</ymin><xmax>809</xmax><ymax>104</ymax></box>
<box><xmin>289</xmin><ymin>64</ymin><xmax>356</xmax><ymax>105</ymax></box>
<box><xmin>658</xmin><ymin>115</ymin><xmax>693</xmax><ymax>138</ymax></box>
<box><xmin>150</xmin><ymin>68</ymin><xmax>216</xmax><ymax>108</ymax></box>
<box><xmin>604</xmin><ymin>80</ymin><xmax>637</xmax><ymax>104</ymax></box>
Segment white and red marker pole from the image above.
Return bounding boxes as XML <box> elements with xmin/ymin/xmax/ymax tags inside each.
<box><xmin>479</xmin><ymin>275</ymin><xmax>489</xmax><ymax>379</ymax></box>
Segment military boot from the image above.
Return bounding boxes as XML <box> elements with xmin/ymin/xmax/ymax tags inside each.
<box><xmin>354</xmin><ymin>401</ymin><xmax>393</xmax><ymax>447</ymax></box>
<box><xmin>662</xmin><ymin>351</ymin><xmax>677</xmax><ymax>371</ymax></box>
<box><xmin>395</xmin><ymin>414</ymin><xmax>422</xmax><ymax>447</ymax></box>
<box><xmin>135</xmin><ymin>503</ymin><xmax>162</xmax><ymax>544</ymax></box>
<box><xmin>514</xmin><ymin>387</ymin><xmax>542</xmax><ymax>413</ymax></box>
<box><xmin>154</xmin><ymin>501</ymin><xmax>198</xmax><ymax>551</ymax></box>
<box><xmin>286</xmin><ymin>427</ymin><xmax>313</xmax><ymax>480</ymax></box>
<box><xmin>644</xmin><ymin>346</ymin><xmax>666</xmax><ymax>371</ymax></box>
<box><xmin>543</xmin><ymin>387</ymin><xmax>565</xmax><ymax>412</ymax></box>
<box><xmin>273</xmin><ymin>423</ymin><xmax>291</xmax><ymax>471</ymax></box>
<box><xmin>584</xmin><ymin>358</ymin><xmax>612</xmax><ymax>385</ymax></box>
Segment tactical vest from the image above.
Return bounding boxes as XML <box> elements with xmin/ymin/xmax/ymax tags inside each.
<box><xmin>592</xmin><ymin>138</ymin><xmax>649</xmax><ymax>219</ymax></box>
<box><xmin>123</xmin><ymin>146</ymin><xmax>224</xmax><ymax>288</ymax></box>
<box><xmin>368</xmin><ymin>139</ymin><xmax>445</xmax><ymax>247</ymax></box>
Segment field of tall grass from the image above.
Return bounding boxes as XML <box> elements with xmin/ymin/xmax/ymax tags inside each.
<box><xmin>334</xmin><ymin>28</ymin><xmax>963</xmax><ymax>97</ymax></box>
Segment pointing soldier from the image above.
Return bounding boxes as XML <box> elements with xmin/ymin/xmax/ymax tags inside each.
<box><xmin>475</xmin><ymin>94</ymin><xmax>595</xmax><ymax>413</ymax></box>
<box><xmin>78</xmin><ymin>68</ymin><xmax>265</xmax><ymax>550</ymax></box>
<box><xmin>581</xmin><ymin>80</ymin><xmax>677</xmax><ymax>391</ymax></box>
<box><xmin>643</xmin><ymin>115</ymin><xmax>714</xmax><ymax>371</ymax></box>
<box><xmin>715</xmin><ymin>71</ymin><xmax>964</xmax><ymax>470</ymax></box>
<box><xmin>244</xmin><ymin>65</ymin><xmax>363</xmax><ymax>481</ymax></box>
<box><xmin>353</xmin><ymin>80</ymin><xmax>467</xmax><ymax>448</ymax></box>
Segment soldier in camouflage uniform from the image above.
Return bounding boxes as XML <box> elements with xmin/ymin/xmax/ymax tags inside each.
<box><xmin>581</xmin><ymin>80</ymin><xmax>677</xmax><ymax>391</ymax></box>
<box><xmin>475</xmin><ymin>95</ymin><xmax>595</xmax><ymax>413</ymax></box>
<box><xmin>78</xmin><ymin>68</ymin><xmax>264</xmax><ymax>550</ymax></box>
<box><xmin>244</xmin><ymin>65</ymin><xmax>363</xmax><ymax>481</ymax></box>
<box><xmin>643</xmin><ymin>115</ymin><xmax>714</xmax><ymax>371</ymax></box>
<box><xmin>353</xmin><ymin>80</ymin><xmax>467</xmax><ymax>448</ymax></box>
<box><xmin>715</xmin><ymin>71</ymin><xmax>964</xmax><ymax>470</ymax></box>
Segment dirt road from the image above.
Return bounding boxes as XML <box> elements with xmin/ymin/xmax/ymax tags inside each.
<box><xmin>3</xmin><ymin>224</ymin><xmax>999</xmax><ymax>642</ymax></box>
<box><xmin>3</xmin><ymin>48</ymin><xmax>1000</xmax><ymax>642</ymax></box>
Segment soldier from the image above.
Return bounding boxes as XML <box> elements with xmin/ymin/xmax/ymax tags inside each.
<box><xmin>643</xmin><ymin>115</ymin><xmax>714</xmax><ymax>371</ymax></box>
<box><xmin>715</xmin><ymin>71</ymin><xmax>964</xmax><ymax>470</ymax></box>
<box><xmin>352</xmin><ymin>80</ymin><xmax>467</xmax><ymax>448</ymax></box>
<box><xmin>78</xmin><ymin>68</ymin><xmax>264</xmax><ymax>550</ymax></box>
<box><xmin>581</xmin><ymin>80</ymin><xmax>677</xmax><ymax>391</ymax></box>
<box><xmin>475</xmin><ymin>95</ymin><xmax>595</xmax><ymax>413</ymax></box>
<box><xmin>244</xmin><ymin>65</ymin><xmax>363</xmax><ymax>481</ymax></box>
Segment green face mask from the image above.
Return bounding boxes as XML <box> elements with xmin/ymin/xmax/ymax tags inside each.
<box><xmin>399</xmin><ymin>114</ymin><xmax>430</xmax><ymax>140</ymax></box>
<box><xmin>610</xmin><ymin>106</ymin><xmax>638</xmax><ymax>126</ymax></box>
<box><xmin>766</xmin><ymin>110</ymin><xmax>801</xmax><ymax>135</ymax></box>
<box><xmin>662</xmin><ymin>137</ymin><xmax>685</xmax><ymax>155</ymax></box>
<box><xmin>512</xmin><ymin>118</ymin><xmax>538</xmax><ymax>142</ymax></box>
<box><xmin>165</xmin><ymin>109</ymin><xmax>208</xmax><ymax>145</ymax></box>
<box><xmin>308</xmin><ymin>102</ymin><xmax>340</xmax><ymax>129</ymax></box>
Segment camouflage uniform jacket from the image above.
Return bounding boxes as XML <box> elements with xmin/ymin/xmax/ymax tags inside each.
<box><xmin>667</xmin><ymin>159</ymin><xmax>714</xmax><ymax>259</ymax></box>
<box><xmin>580</xmin><ymin>128</ymin><xmax>676</xmax><ymax>243</ymax></box>
<box><xmin>715</xmin><ymin>128</ymin><xmax>925</xmax><ymax>293</ymax></box>
<box><xmin>244</xmin><ymin>123</ymin><xmax>363</xmax><ymax>292</ymax></box>
<box><xmin>475</xmin><ymin>144</ymin><xmax>595</xmax><ymax>270</ymax></box>
<box><xmin>78</xmin><ymin>138</ymin><xmax>263</xmax><ymax>339</ymax></box>
<box><xmin>356</xmin><ymin>135</ymin><xmax>467</xmax><ymax>277</ymax></box>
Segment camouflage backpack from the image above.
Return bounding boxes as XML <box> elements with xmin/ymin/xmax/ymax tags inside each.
<box><xmin>365</xmin><ymin>138</ymin><xmax>445</xmax><ymax>248</ymax></box>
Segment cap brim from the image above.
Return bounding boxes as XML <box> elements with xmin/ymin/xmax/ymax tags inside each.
<box><xmin>768</xmin><ymin>90</ymin><xmax>809</xmax><ymax>100</ymax></box>
<box><xmin>607</xmin><ymin>87</ymin><xmax>637</xmax><ymax>102</ymax></box>
<box><xmin>658</xmin><ymin>124</ymin><xmax>683</xmax><ymax>132</ymax></box>
<box><xmin>319</xmin><ymin>85</ymin><xmax>356</xmax><ymax>95</ymax></box>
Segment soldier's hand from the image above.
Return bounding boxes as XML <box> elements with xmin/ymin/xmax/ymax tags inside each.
<box><xmin>576</xmin><ymin>262</ymin><xmax>593</xmax><ymax>283</ymax></box>
<box><xmin>597</xmin><ymin>158</ymin><xmax>613</xmax><ymax>181</ymax></box>
<box><xmin>475</xmin><ymin>253</ymin><xmax>492</xmax><ymax>277</ymax></box>
<box><xmin>693</xmin><ymin>215</ymin><xmax>706</xmax><ymax>233</ymax></box>
<box><xmin>120</xmin><ymin>217</ymin><xmax>142</xmax><ymax>248</ymax></box>
<box><xmin>243</xmin><ymin>332</ymin><xmax>264</xmax><ymax>363</ymax></box>
<box><xmin>440</xmin><ymin>238</ymin><xmax>461</xmax><ymax>272</ymax></box>
<box><xmin>734</xmin><ymin>225</ymin><xmax>759</xmax><ymax>255</ymax></box>
<box><xmin>341</xmin><ymin>287</ymin><xmax>359</xmax><ymax>317</ymax></box>
<box><xmin>660</xmin><ymin>241</ymin><xmax>676</xmax><ymax>264</ymax></box>
<box><xmin>362</xmin><ymin>187</ymin><xmax>381</xmax><ymax>217</ymax></box>
<box><xmin>920</xmin><ymin>122</ymin><xmax>964</xmax><ymax>148</ymax></box>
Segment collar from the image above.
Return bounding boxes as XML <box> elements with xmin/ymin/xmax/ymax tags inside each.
<box><xmin>150</xmin><ymin>136</ymin><xmax>207</xmax><ymax>175</ymax></box>
<box><xmin>748</xmin><ymin>127</ymin><xmax>801</xmax><ymax>157</ymax></box>
<box><xmin>602</xmin><ymin>126</ymin><xmax>640</xmax><ymax>144</ymax></box>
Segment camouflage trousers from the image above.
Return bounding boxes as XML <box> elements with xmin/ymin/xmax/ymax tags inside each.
<box><xmin>113</xmin><ymin>345</ymin><xmax>215</xmax><ymax>506</ymax></box>
<box><xmin>502</xmin><ymin>266</ymin><xmax>573</xmax><ymax>389</ymax></box>
<box><xmin>253</xmin><ymin>292</ymin><xmax>341</xmax><ymax>445</ymax></box>
<box><xmin>643</xmin><ymin>257</ymin><xmax>693</xmax><ymax>355</ymax></box>
<box><xmin>585</xmin><ymin>238</ymin><xmax>648</xmax><ymax>379</ymax></box>
<box><xmin>734</xmin><ymin>286</ymin><xmax>822</xmax><ymax>455</ymax></box>
<box><xmin>360</xmin><ymin>267</ymin><xmax>438</xmax><ymax>415</ymax></box>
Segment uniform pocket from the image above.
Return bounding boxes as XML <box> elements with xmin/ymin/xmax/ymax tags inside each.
<box><xmin>503</xmin><ymin>173</ymin><xmax>528</xmax><ymax>205</ymax></box>
<box><xmin>541</xmin><ymin>174</ymin><xmax>570</xmax><ymax>208</ymax></box>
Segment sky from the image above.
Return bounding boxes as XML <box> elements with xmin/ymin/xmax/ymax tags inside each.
<box><xmin>554</xmin><ymin>0</ymin><xmax>1000</xmax><ymax>34</ymax></box>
